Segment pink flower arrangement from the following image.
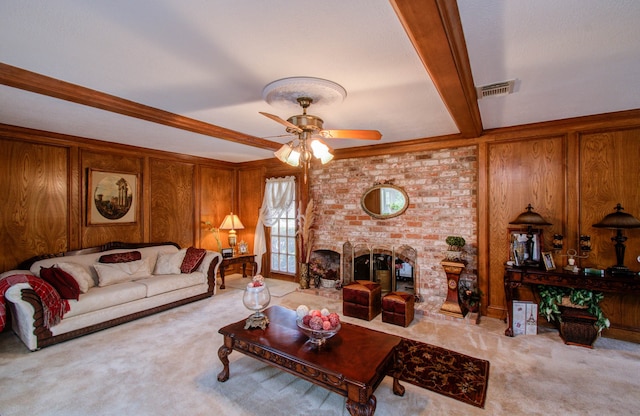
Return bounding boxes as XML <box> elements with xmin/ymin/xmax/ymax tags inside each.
<box><xmin>247</xmin><ymin>274</ymin><xmax>265</xmax><ymax>289</ymax></box>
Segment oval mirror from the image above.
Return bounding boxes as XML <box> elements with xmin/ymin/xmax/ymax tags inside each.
<box><xmin>361</xmin><ymin>184</ymin><xmax>409</xmax><ymax>219</ymax></box>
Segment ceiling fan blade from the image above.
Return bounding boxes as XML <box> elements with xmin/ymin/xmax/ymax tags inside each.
<box><xmin>320</xmin><ymin>129</ymin><xmax>382</xmax><ymax>140</ymax></box>
<box><xmin>259</xmin><ymin>111</ymin><xmax>302</xmax><ymax>134</ymax></box>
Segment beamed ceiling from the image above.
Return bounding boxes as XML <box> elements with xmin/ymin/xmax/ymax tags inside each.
<box><xmin>1</xmin><ymin>1</ymin><xmax>639</xmax><ymax>163</ymax></box>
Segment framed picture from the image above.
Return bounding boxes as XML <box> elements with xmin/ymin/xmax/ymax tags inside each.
<box><xmin>508</xmin><ymin>228</ymin><xmax>543</xmax><ymax>264</ymax></box>
<box><xmin>88</xmin><ymin>169</ymin><xmax>138</xmax><ymax>225</ymax></box>
<box><xmin>221</xmin><ymin>248</ymin><xmax>234</xmax><ymax>258</ymax></box>
<box><xmin>238</xmin><ymin>241</ymin><xmax>248</xmax><ymax>254</ymax></box>
<box><xmin>542</xmin><ymin>252</ymin><xmax>556</xmax><ymax>271</ymax></box>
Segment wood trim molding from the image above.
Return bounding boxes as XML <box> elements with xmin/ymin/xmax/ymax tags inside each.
<box><xmin>0</xmin><ymin>62</ymin><xmax>282</xmax><ymax>152</ymax></box>
<box><xmin>390</xmin><ymin>0</ymin><xmax>483</xmax><ymax>138</ymax></box>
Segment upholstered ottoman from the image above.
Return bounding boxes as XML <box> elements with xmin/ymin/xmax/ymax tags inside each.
<box><xmin>382</xmin><ymin>292</ymin><xmax>415</xmax><ymax>327</ymax></box>
<box><xmin>342</xmin><ymin>280</ymin><xmax>382</xmax><ymax>321</ymax></box>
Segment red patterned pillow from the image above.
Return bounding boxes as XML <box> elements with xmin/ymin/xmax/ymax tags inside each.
<box><xmin>99</xmin><ymin>251</ymin><xmax>142</xmax><ymax>264</ymax></box>
<box><xmin>180</xmin><ymin>247</ymin><xmax>206</xmax><ymax>273</ymax></box>
<box><xmin>40</xmin><ymin>266</ymin><xmax>81</xmax><ymax>300</ymax></box>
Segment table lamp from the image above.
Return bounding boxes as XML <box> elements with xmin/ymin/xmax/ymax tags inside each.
<box><xmin>509</xmin><ymin>204</ymin><xmax>552</xmax><ymax>266</ymax></box>
<box><xmin>592</xmin><ymin>203</ymin><xmax>640</xmax><ymax>276</ymax></box>
<box><xmin>220</xmin><ymin>212</ymin><xmax>245</xmax><ymax>253</ymax></box>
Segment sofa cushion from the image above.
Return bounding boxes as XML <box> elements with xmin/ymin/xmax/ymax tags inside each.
<box><xmin>64</xmin><ymin>281</ymin><xmax>147</xmax><ymax>318</ymax></box>
<box><xmin>154</xmin><ymin>250</ymin><xmax>187</xmax><ymax>275</ymax></box>
<box><xmin>135</xmin><ymin>272</ymin><xmax>206</xmax><ymax>297</ymax></box>
<box><xmin>98</xmin><ymin>250</ymin><xmax>142</xmax><ymax>264</ymax></box>
<box><xmin>180</xmin><ymin>247</ymin><xmax>206</xmax><ymax>273</ymax></box>
<box><xmin>94</xmin><ymin>258</ymin><xmax>152</xmax><ymax>287</ymax></box>
<box><xmin>39</xmin><ymin>266</ymin><xmax>81</xmax><ymax>300</ymax></box>
<box><xmin>56</xmin><ymin>262</ymin><xmax>94</xmax><ymax>293</ymax></box>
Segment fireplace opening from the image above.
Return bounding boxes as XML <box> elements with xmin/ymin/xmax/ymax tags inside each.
<box><xmin>309</xmin><ymin>249</ymin><xmax>340</xmax><ymax>288</ymax></box>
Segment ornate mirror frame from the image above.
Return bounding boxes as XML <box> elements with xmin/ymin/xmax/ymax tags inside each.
<box><xmin>360</xmin><ymin>183</ymin><xmax>409</xmax><ymax>219</ymax></box>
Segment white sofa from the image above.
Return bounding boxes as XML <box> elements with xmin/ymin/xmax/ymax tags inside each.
<box><xmin>3</xmin><ymin>242</ymin><xmax>221</xmax><ymax>351</ymax></box>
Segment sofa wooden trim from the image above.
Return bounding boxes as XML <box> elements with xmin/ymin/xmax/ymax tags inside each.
<box><xmin>12</xmin><ymin>241</ymin><xmax>220</xmax><ymax>349</ymax></box>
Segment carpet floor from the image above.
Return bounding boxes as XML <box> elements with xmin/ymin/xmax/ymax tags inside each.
<box><xmin>1</xmin><ymin>281</ymin><xmax>640</xmax><ymax>415</ymax></box>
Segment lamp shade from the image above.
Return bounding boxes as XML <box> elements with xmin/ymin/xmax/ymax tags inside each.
<box><xmin>219</xmin><ymin>213</ymin><xmax>245</xmax><ymax>230</ymax></box>
<box><xmin>592</xmin><ymin>203</ymin><xmax>640</xmax><ymax>229</ymax></box>
<box><xmin>509</xmin><ymin>204</ymin><xmax>552</xmax><ymax>226</ymax></box>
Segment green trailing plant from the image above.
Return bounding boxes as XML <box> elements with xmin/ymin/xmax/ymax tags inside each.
<box><xmin>445</xmin><ymin>236</ymin><xmax>466</xmax><ymax>250</ymax></box>
<box><xmin>537</xmin><ymin>285</ymin><xmax>610</xmax><ymax>334</ymax></box>
<box><xmin>459</xmin><ymin>280</ymin><xmax>482</xmax><ymax>313</ymax></box>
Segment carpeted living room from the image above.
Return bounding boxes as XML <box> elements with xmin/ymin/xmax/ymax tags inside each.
<box><xmin>1</xmin><ymin>273</ymin><xmax>639</xmax><ymax>416</ymax></box>
<box><xmin>2</xmin><ymin>2</ymin><xmax>640</xmax><ymax>416</ymax></box>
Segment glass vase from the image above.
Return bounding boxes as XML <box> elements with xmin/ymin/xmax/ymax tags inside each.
<box><xmin>242</xmin><ymin>284</ymin><xmax>271</xmax><ymax>329</ymax></box>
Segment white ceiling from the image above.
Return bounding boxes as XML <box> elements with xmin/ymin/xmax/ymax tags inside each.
<box><xmin>1</xmin><ymin>1</ymin><xmax>639</xmax><ymax>163</ymax></box>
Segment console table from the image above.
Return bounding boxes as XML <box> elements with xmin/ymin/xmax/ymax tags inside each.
<box><xmin>219</xmin><ymin>254</ymin><xmax>257</xmax><ymax>289</ymax></box>
<box><xmin>504</xmin><ymin>266</ymin><xmax>640</xmax><ymax>336</ymax></box>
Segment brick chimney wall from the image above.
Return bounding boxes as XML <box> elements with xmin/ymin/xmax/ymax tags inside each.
<box><xmin>309</xmin><ymin>145</ymin><xmax>478</xmax><ymax>316</ymax></box>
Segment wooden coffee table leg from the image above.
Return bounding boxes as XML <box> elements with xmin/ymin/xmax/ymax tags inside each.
<box><xmin>392</xmin><ymin>347</ymin><xmax>405</xmax><ymax>396</ymax></box>
<box><xmin>346</xmin><ymin>395</ymin><xmax>376</xmax><ymax>416</ymax></box>
<box><xmin>217</xmin><ymin>337</ymin><xmax>233</xmax><ymax>382</ymax></box>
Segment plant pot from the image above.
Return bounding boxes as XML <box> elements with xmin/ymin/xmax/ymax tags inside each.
<box><xmin>320</xmin><ymin>278</ymin><xmax>338</xmax><ymax>288</ymax></box>
<box><xmin>559</xmin><ymin>306</ymin><xmax>598</xmax><ymax>348</ymax></box>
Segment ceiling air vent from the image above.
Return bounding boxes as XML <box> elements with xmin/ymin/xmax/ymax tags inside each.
<box><xmin>476</xmin><ymin>80</ymin><xmax>515</xmax><ymax>99</ymax></box>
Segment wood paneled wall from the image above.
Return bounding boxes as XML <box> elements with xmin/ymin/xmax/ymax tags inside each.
<box><xmin>2</xmin><ymin>109</ymin><xmax>640</xmax><ymax>342</ymax></box>
<box><xmin>0</xmin><ymin>124</ymin><xmax>236</xmax><ymax>271</ymax></box>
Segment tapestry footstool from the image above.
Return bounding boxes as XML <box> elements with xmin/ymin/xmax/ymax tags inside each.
<box><xmin>382</xmin><ymin>291</ymin><xmax>415</xmax><ymax>327</ymax></box>
<box><xmin>342</xmin><ymin>280</ymin><xmax>382</xmax><ymax>321</ymax></box>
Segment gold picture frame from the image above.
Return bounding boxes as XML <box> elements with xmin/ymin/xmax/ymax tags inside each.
<box><xmin>542</xmin><ymin>251</ymin><xmax>556</xmax><ymax>271</ymax></box>
<box><xmin>88</xmin><ymin>169</ymin><xmax>138</xmax><ymax>225</ymax></box>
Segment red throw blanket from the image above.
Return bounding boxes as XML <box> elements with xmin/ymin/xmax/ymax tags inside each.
<box><xmin>0</xmin><ymin>274</ymin><xmax>70</xmax><ymax>332</ymax></box>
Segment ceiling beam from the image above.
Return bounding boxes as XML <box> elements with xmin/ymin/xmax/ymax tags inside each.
<box><xmin>390</xmin><ymin>0</ymin><xmax>483</xmax><ymax>137</ymax></box>
<box><xmin>0</xmin><ymin>62</ymin><xmax>282</xmax><ymax>151</ymax></box>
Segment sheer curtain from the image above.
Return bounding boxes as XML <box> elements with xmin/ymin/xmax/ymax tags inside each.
<box><xmin>253</xmin><ymin>176</ymin><xmax>296</xmax><ymax>273</ymax></box>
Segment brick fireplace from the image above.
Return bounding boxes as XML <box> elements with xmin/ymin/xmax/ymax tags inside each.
<box><xmin>309</xmin><ymin>145</ymin><xmax>478</xmax><ymax>319</ymax></box>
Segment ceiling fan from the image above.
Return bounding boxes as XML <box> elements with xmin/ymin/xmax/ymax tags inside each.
<box><xmin>259</xmin><ymin>96</ymin><xmax>382</xmax><ymax>142</ymax></box>
<box><xmin>259</xmin><ymin>77</ymin><xmax>382</xmax><ymax>181</ymax></box>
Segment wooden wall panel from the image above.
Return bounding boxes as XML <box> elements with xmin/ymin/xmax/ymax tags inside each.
<box><xmin>81</xmin><ymin>150</ymin><xmax>144</xmax><ymax>247</ymax></box>
<box><xmin>149</xmin><ymin>158</ymin><xmax>195</xmax><ymax>248</ymax></box>
<box><xmin>0</xmin><ymin>138</ymin><xmax>68</xmax><ymax>269</ymax></box>
<box><xmin>579</xmin><ymin>129</ymin><xmax>640</xmax><ymax>269</ymax></box>
<box><xmin>579</xmin><ymin>128</ymin><xmax>640</xmax><ymax>339</ymax></box>
<box><xmin>199</xmin><ymin>166</ymin><xmax>234</xmax><ymax>250</ymax></box>
<box><xmin>486</xmin><ymin>136</ymin><xmax>565</xmax><ymax>316</ymax></box>
<box><xmin>238</xmin><ymin>167</ymin><xmax>266</xmax><ymax>255</ymax></box>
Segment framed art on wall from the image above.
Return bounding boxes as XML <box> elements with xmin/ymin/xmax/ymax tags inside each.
<box><xmin>88</xmin><ymin>169</ymin><xmax>138</xmax><ymax>225</ymax></box>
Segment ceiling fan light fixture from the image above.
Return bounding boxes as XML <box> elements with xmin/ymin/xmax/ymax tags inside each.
<box><xmin>285</xmin><ymin>147</ymin><xmax>301</xmax><ymax>167</ymax></box>
<box><xmin>274</xmin><ymin>142</ymin><xmax>294</xmax><ymax>163</ymax></box>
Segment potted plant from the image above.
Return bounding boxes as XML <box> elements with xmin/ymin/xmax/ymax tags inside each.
<box><xmin>444</xmin><ymin>236</ymin><xmax>466</xmax><ymax>261</ymax></box>
<box><xmin>459</xmin><ymin>280</ymin><xmax>482</xmax><ymax>313</ymax></box>
<box><xmin>538</xmin><ymin>285</ymin><xmax>610</xmax><ymax>347</ymax></box>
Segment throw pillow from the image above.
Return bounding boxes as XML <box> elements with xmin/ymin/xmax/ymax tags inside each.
<box><xmin>39</xmin><ymin>266</ymin><xmax>81</xmax><ymax>300</ymax></box>
<box><xmin>98</xmin><ymin>250</ymin><xmax>142</xmax><ymax>264</ymax></box>
<box><xmin>56</xmin><ymin>262</ymin><xmax>94</xmax><ymax>293</ymax></box>
<box><xmin>154</xmin><ymin>250</ymin><xmax>186</xmax><ymax>275</ymax></box>
<box><xmin>94</xmin><ymin>258</ymin><xmax>152</xmax><ymax>287</ymax></box>
<box><xmin>180</xmin><ymin>247</ymin><xmax>206</xmax><ymax>273</ymax></box>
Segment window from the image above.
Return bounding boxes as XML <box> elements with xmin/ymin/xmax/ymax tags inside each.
<box><xmin>270</xmin><ymin>198</ymin><xmax>297</xmax><ymax>274</ymax></box>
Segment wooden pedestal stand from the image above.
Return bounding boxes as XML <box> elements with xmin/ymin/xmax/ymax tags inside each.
<box><xmin>439</xmin><ymin>260</ymin><xmax>467</xmax><ymax>318</ymax></box>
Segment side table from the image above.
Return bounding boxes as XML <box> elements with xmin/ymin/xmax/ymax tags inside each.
<box><xmin>219</xmin><ymin>254</ymin><xmax>257</xmax><ymax>289</ymax></box>
<box><xmin>439</xmin><ymin>260</ymin><xmax>467</xmax><ymax>318</ymax></box>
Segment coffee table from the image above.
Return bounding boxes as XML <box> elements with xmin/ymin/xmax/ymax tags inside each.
<box><xmin>217</xmin><ymin>305</ymin><xmax>405</xmax><ymax>415</ymax></box>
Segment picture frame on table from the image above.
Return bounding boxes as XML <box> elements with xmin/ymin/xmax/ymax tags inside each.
<box><xmin>221</xmin><ymin>248</ymin><xmax>234</xmax><ymax>258</ymax></box>
<box><xmin>542</xmin><ymin>251</ymin><xmax>556</xmax><ymax>271</ymax></box>
<box><xmin>87</xmin><ymin>169</ymin><xmax>138</xmax><ymax>225</ymax></box>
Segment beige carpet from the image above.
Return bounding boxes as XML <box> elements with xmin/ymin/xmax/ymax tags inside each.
<box><xmin>224</xmin><ymin>273</ymin><xmax>298</xmax><ymax>297</ymax></box>
<box><xmin>1</xmin><ymin>283</ymin><xmax>640</xmax><ymax>415</ymax></box>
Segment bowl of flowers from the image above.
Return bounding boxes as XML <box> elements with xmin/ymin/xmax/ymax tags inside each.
<box><xmin>295</xmin><ymin>305</ymin><xmax>341</xmax><ymax>347</ymax></box>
